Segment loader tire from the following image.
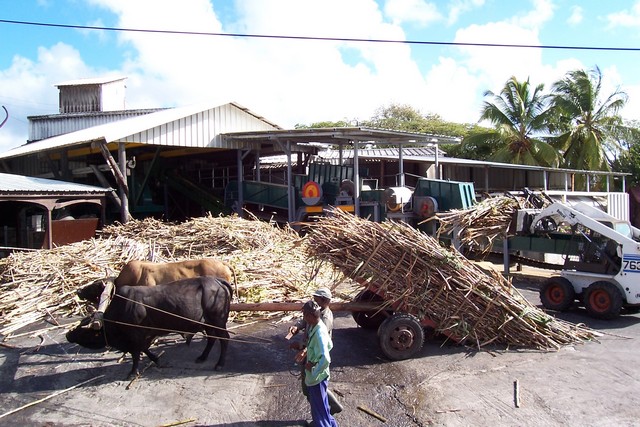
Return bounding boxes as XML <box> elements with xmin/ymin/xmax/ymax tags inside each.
<box><xmin>584</xmin><ymin>281</ymin><xmax>623</xmax><ymax>320</ymax></box>
<box><xmin>540</xmin><ymin>277</ymin><xmax>575</xmax><ymax>312</ymax></box>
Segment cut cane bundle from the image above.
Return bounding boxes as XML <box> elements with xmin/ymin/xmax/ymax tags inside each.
<box><xmin>434</xmin><ymin>195</ymin><xmax>540</xmax><ymax>257</ymax></box>
<box><xmin>304</xmin><ymin>209</ymin><xmax>596</xmax><ymax>350</ymax></box>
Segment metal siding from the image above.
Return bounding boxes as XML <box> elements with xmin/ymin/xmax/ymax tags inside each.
<box><xmin>29</xmin><ymin>111</ymin><xmax>159</xmax><ymax>141</ymax></box>
<box><xmin>608</xmin><ymin>193</ymin><xmax>629</xmax><ymax>221</ymax></box>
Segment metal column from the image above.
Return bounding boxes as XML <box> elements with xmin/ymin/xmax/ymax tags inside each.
<box><xmin>118</xmin><ymin>142</ymin><xmax>129</xmax><ymax>223</ymax></box>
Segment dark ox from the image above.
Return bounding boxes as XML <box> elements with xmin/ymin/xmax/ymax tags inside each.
<box><xmin>78</xmin><ymin>258</ymin><xmax>235</xmax><ymax>303</ymax></box>
<box><xmin>67</xmin><ymin>276</ymin><xmax>232</xmax><ymax>378</ymax></box>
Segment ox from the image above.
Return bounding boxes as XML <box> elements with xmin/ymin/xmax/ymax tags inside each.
<box><xmin>78</xmin><ymin>258</ymin><xmax>235</xmax><ymax>303</ymax></box>
<box><xmin>67</xmin><ymin>276</ymin><xmax>232</xmax><ymax>379</ymax></box>
<box><xmin>77</xmin><ymin>258</ymin><xmax>236</xmax><ymax>332</ymax></box>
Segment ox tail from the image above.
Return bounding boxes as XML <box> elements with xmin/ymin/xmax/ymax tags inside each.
<box><xmin>220</xmin><ymin>276</ymin><xmax>235</xmax><ymax>302</ymax></box>
<box><xmin>227</xmin><ymin>263</ymin><xmax>239</xmax><ymax>303</ymax></box>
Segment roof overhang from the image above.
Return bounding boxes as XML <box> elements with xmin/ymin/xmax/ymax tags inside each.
<box><xmin>221</xmin><ymin>127</ymin><xmax>461</xmax><ymax>147</ymax></box>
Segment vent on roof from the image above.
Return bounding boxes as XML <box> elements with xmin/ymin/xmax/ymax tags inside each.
<box><xmin>56</xmin><ymin>77</ymin><xmax>127</xmax><ymax>113</ymax></box>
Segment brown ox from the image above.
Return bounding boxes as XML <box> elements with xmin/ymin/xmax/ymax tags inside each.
<box><xmin>114</xmin><ymin>259</ymin><xmax>234</xmax><ymax>288</ymax></box>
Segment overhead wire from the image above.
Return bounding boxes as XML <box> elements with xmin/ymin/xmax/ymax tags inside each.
<box><xmin>1</xmin><ymin>18</ymin><xmax>639</xmax><ymax>52</ymax></box>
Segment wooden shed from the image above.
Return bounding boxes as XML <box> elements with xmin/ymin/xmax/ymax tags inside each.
<box><xmin>0</xmin><ymin>173</ymin><xmax>109</xmax><ymax>256</ymax></box>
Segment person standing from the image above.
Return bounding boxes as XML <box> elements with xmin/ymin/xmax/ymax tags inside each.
<box><xmin>301</xmin><ymin>300</ymin><xmax>338</xmax><ymax>427</ymax></box>
<box><xmin>289</xmin><ymin>288</ymin><xmax>342</xmax><ymax>415</ymax></box>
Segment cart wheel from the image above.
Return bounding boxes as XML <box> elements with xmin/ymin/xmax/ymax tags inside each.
<box><xmin>352</xmin><ymin>290</ymin><xmax>392</xmax><ymax>329</ymax></box>
<box><xmin>584</xmin><ymin>281</ymin><xmax>623</xmax><ymax>320</ymax></box>
<box><xmin>378</xmin><ymin>313</ymin><xmax>424</xmax><ymax>360</ymax></box>
<box><xmin>540</xmin><ymin>277</ymin><xmax>575</xmax><ymax>311</ymax></box>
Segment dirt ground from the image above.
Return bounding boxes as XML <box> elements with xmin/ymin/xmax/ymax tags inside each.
<box><xmin>1</xmin><ymin>269</ymin><xmax>640</xmax><ymax>427</ymax></box>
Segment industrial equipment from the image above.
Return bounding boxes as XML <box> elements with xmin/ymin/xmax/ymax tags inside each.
<box><xmin>514</xmin><ymin>202</ymin><xmax>640</xmax><ymax>319</ymax></box>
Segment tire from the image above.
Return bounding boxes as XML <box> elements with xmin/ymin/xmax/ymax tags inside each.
<box><xmin>352</xmin><ymin>290</ymin><xmax>392</xmax><ymax>329</ymax></box>
<box><xmin>584</xmin><ymin>281</ymin><xmax>624</xmax><ymax>320</ymax></box>
<box><xmin>378</xmin><ymin>313</ymin><xmax>424</xmax><ymax>360</ymax></box>
<box><xmin>540</xmin><ymin>277</ymin><xmax>575</xmax><ymax>311</ymax></box>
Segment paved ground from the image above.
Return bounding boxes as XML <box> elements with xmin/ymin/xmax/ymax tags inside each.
<box><xmin>1</xmin><ymin>269</ymin><xmax>639</xmax><ymax>426</ymax></box>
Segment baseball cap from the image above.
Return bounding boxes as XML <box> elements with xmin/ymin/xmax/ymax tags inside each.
<box><xmin>302</xmin><ymin>300</ymin><xmax>321</xmax><ymax>314</ymax></box>
<box><xmin>313</xmin><ymin>288</ymin><xmax>332</xmax><ymax>300</ymax></box>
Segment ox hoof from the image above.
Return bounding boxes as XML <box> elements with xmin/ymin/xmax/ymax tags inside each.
<box><xmin>195</xmin><ymin>357</ymin><xmax>205</xmax><ymax>364</ymax></box>
<box><xmin>214</xmin><ymin>365</ymin><xmax>224</xmax><ymax>371</ymax></box>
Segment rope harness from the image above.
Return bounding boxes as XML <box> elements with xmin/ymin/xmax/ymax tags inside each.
<box><xmin>95</xmin><ymin>293</ymin><xmax>271</xmax><ymax>345</ymax></box>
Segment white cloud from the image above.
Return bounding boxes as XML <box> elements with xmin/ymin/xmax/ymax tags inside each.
<box><xmin>383</xmin><ymin>0</ymin><xmax>442</xmax><ymax>26</ymax></box>
<box><xmin>423</xmin><ymin>56</ymin><xmax>480</xmax><ymax>122</ymax></box>
<box><xmin>567</xmin><ymin>6</ymin><xmax>583</xmax><ymax>26</ymax></box>
<box><xmin>606</xmin><ymin>2</ymin><xmax>640</xmax><ymax>28</ymax></box>
<box><xmin>447</xmin><ymin>0</ymin><xmax>485</xmax><ymax>26</ymax></box>
<box><xmin>82</xmin><ymin>0</ymin><xmax>436</xmax><ymax>129</ymax></box>
<box><xmin>0</xmin><ymin>43</ymin><xmax>96</xmax><ymax>151</ymax></box>
<box><xmin>512</xmin><ymin>0</ymin><xmax>555</xmax><ymax>28</ymax></box>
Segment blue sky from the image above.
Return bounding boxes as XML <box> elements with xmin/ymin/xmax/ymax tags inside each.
<box><xmin>1</xmin><ymin>0</ymin><xmax>640</xmax><ymax>153</ymax></box>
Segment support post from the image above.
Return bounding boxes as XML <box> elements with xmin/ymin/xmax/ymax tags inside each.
<box><xmin>354</xmin><ymin>140</ymin><xmax>360</xmax><ymax>216</ymax></box>
<box><xmin>503</xmin><ymin>237</ymin><xmax>510</xmax><ymax>275</ymax></box>
<box><xmin>237</xmin><ymin>149</ymin><xmax>244</xmax><ymax>218</ymax></box>
<box><xmin>118</xmin><ymin>142</ymin><xmax>129</xmax><ymax>223</ymax></box>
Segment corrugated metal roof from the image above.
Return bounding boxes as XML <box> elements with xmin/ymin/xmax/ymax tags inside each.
<box><xmin>55</xmin><ymin>76</ymin><xmax>127</xmax><ymax>87</ymax></box>
<box><xmin>28</xmin><ymin>109</ymin><xmax>166</xmax><ymax>141</ymax></box>
<box><xmin>0</xmin><ymin>173</ymin><xmax>111</xmax><ymax>194</ymax></box>
<box><xmin>0</xmin><ymin>101</ymin><xmax>282</xmax><ymax>160</ymax></box>
<box><xmin>260</xmin><ymin>147</ymin><xmax>440</xmax><ymax>165</ymax></box>
<box><xmin>223</xmin><ymin>127</ymin><xmax>461</xmax><ymax>145</ymax></box>
<box><xmin>318</xmin><ymin>146</ymin><xmax>439</xmax><ymax>160</ymax></box>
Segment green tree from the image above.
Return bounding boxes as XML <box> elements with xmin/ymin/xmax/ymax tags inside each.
<box><xmin>295</xmin><ymin>120</ymin><xmax>352</xmax><ymax>129</ymax></box>
<box><xmin>364</xmin><ymin>104</ymin><xmax>426</xmax><ymax>133</ymax></box>
<box><xmin>547</xmin><ymin>66</ymin><xmax>631</xmax><ymax>174</ymax></box>
<box><xmin>462</xmin><ymin>76</ymin><xmax>560</xmax><ymax>167</ymax></box>
<box><xmin>611</xmin><ymin>119</ymin><xmax>640</xmax><ymax>187</ymax></box>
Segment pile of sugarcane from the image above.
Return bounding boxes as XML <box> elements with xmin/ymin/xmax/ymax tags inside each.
<box><xmin>304</xmin><ymin>209</ymin><xmax>596</xmax><ymax>350</ymax></box>
<box><xmin>433</xmin><ymin>195</ymin><xmax>544</xmax><ymax>256</ymax></box>
<box><xmin>0</xmin><ymin>214</ymin><xmax>351</xmax><ymax>339</ymax></box>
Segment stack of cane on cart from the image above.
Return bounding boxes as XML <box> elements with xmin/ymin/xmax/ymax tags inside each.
<box><xmin>304</xmin><ymin>208</ymin><xmax>596</xmax><ymax>350</ymax></box>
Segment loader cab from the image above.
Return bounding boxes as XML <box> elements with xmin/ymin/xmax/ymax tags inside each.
<box><xmin>564</xmin><ymin>225</ymin><xmax>622</xmax><ymax>276</ymax></box>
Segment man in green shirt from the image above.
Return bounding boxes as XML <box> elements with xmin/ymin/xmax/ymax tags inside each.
<box><xmin>289</xmin><ymin>288</ymin><xmax>342</xmax><ymax>415</ymax></box>
<box><xmin>300</xmin><ymin>300</ymin><xmax>338</xmax><ymax>427</ymax></box>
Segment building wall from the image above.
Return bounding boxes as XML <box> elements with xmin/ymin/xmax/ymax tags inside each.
<box><xmin>28</xmin><ymin>110</ymin><xmax>163</xmax><ymax>142</ymax></box>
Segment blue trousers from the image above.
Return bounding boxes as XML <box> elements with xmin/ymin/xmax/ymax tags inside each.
<box><xmin>307</xmin><ymin>379</ymin><xmax>338</xmax><ymax>427</ymax></box>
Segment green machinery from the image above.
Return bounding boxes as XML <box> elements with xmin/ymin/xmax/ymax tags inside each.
<box><xmin>224</xmin><ymin>162</ymin><xmax>476</xmax><ymax>228</ymax></box>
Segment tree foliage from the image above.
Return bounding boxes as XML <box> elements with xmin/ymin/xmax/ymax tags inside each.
<box><xmin>547</xmin><ymin>66</ymin><xmax>632</xmax><ymax>172</ymax></box>
<box><xmin>460</xmin><ymin>77</ymin><xmax>560</xmax><ymax>167</ymax></box>
<box><xmin>363</xmin><ymin>104</ymin><xmax>474</xmax><ymax>139</ymax></box>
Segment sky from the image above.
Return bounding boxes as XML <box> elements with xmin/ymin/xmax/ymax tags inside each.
<box><xmin>1</xmin><ymin>0</ymin><xmax>640</xmax><ymax>154</ymax></box>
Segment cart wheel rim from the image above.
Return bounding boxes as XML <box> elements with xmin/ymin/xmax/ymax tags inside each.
<box><xmin>545</xmin><ymin>285</ymin><xmax>566</xmax><ymax>305</ymax></box>
<box><xmin>589</xmin><ymin>289</ymin><xmax>611</xmax><ymax>312</ymax></box>
<box><xmin>388</xmin><ymin>326</ymin><xmax>416</xmax><ymax>351</ymax></box>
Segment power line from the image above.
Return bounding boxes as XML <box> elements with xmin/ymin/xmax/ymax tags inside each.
<box><xmin>1</xmin><ymin>18</ymin><xmax>639</xmax><ymax>52</ymax></box>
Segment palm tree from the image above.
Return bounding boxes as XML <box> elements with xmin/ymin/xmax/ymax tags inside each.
<box><xmin>547</xmin><ymin>66</ymin><xmax>630</xmax><ymax>174</ymax></box>
<box><xmin>463</xmin><ymin>76</ymin><xmax>560</xmax><ymax>167</ymax></box>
